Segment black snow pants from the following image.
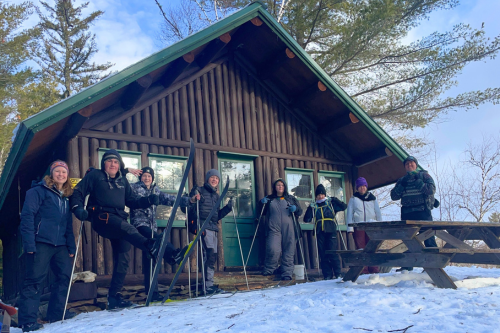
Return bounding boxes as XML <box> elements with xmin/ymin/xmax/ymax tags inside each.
<box><xmin>317</xmin><ymin>228</ymin><xmax>342</xmax><ymax>279</ymax></box>
<box><xmin>91</xmin><ymin>212</ymin><xmax>151</xmax><ymax>296</ymax></box>
<box><xmin>18</xmin><ymin>242</ymin><xmax>71</xmax><ymax>325</ymax></box>
<box><xmin>400</xmin><ymin>209</ymin><xmax>437</xmax><ymax>271</ymax></box>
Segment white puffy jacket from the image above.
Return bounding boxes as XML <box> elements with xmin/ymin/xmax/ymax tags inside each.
<box><xmin>346</xmin><ymin>192</ymin><xmax>382</xmax><ymax>232</ymax></box>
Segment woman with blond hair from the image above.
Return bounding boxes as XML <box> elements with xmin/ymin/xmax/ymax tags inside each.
<box><xmin>18</xmin><ymin>161</ymin><xmax>77</xmax><ymax>332</ymax></box>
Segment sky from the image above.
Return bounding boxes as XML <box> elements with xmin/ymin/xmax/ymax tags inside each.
<box><xmin>8</xmin><ymin>0</ymin><xmax>500</xmax><ymax>218</ymax></box>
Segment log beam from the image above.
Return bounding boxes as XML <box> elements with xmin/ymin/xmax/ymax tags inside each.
<box><xmin>160</xmin><ymin>52</ymin><xmax>196</xmax><ymax>88</ymax></box>
<box><xmin>78</xmin><ymin>129</ymin><xmax>353</xmax><ymax>165</ymax></box>
<box><xmin>195</xmin><ymin>33</ymin><xmax>232</xmax><ymax>69</ymax></box>
<box><xmin>258</xmin><ymin>48</ymin><xmax>295</xmax><ymax>80</ymax></box>
<box><xmin>354</xmin><ymin>147</ymin><xmax>393</xmax><ymax>168</ymax></box>
<box><xmin>288</xmin><ymin>81</ymin><xmax>327</xmax><ymax>106</ymax></box>
<box><xmin>318</xmin><ymin>112</ymin><xmax>359</xmax><ymax>135</ymax></box>
<box><xmin>120</xmin><ymin>74</ymin><xmax>153</xmax><ymax>110</ymax></box>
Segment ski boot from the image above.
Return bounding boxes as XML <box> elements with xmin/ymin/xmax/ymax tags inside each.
<box><xmin>21</xmin><ymin>322</ymin><xmax>44</xmax><ymax>332</ymax></box>
<box><xmin>107</xmin><ymin>293</ymin><xmax>136</xmax><ymax>310</ymax></box>
<box><xmin>205</xmin><ymin>285</ymin><xmax>225</xmax><ymax>295</ymax></box>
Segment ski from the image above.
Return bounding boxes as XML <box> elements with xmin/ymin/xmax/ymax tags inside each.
<box><xmin>145</xmin><ymin>138</ymin><xmax>195</xmax><ymax>306</ymax></box>
<box><xmin>162</xmin><ymin>176</ymin><xmax>231</xmax><ymax>303</ymax></box>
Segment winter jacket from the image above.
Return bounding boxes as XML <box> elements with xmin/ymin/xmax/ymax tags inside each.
<box><xmin>257</xmin><ymin>179</ymin><xmax>303</xmax><ymax>223</ymax></box>
<box><xmin>130</xmin><ymin>181</ymin><xmax>190</xmax><ymax>232</ymax></box>
<box><xmin>187</xmin><ymin>183</ymin><xmax>231</xmax><ymax>232</ymax></box>
<box><xmin>70</xmin><ymin>149</ymin><xmax>148</xmax><ymax>219</ymax></box>
<box><xmin>390</xmin><ymin>170</ymin><xmax>436</xmax><ymax>215</ymax></box>
<box><xmin>303</xmin><ymin>197</ymin><xmax>347</xmax><ymax>233</ymax></box>
<box><xmin>346</xmin><ymin>192</ymin><xmax>382</xmax><ymax>232</ymax></box>
<box><xmin>20</xmin><ymin>179</ymin><xmax>76</xmax><ymax>254</ymax></box>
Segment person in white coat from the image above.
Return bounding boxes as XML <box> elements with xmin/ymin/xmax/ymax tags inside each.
<box><xmin>346</xmin><ymin>177</ymin><xmax>382</xmax><ymax>274</ymax></box>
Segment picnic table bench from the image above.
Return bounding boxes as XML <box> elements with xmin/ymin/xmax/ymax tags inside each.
<box><xmin>327</xmin><ymin>221</ymin><xmax>500</xmax><ymax>289</ymax></box>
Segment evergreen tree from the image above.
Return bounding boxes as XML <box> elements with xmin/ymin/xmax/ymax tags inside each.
<box><xmin>35</xmin><ymin>0</ymin><xmax>113</xmax><ymax>98</ymax></box>
<box><xmin>156</xmin><ymin>0</ymin><xmax>500</xmax><ymax>131</ymax></box>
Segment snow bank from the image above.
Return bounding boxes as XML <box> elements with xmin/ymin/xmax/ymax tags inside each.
<box><xmin>14</xmin><ymin>266</ymin><xmax>500</xmax><ymax>333</ymax></box>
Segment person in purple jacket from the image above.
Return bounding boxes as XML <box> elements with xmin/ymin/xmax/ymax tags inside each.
<box><xmin>18</xmin><ymin>161</ymin><xmax>77</xmax><ymax>332</ymax></box>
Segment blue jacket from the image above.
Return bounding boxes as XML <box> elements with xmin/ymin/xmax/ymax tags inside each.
<box><xmin>20</xmin><ymin>180</ymin><xmax>76</xmax><ymax>254</ymax></box>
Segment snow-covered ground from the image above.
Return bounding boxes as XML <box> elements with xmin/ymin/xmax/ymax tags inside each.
<box><xmin>14</xmin><ymin>266</ymin><xmax>500</xmax><ymax>333</ymax></box>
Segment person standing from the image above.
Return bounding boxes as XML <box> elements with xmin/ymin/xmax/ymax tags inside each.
<box><xmin>187</xmin><ymin>169</ymin><xmax>232</xmax><ymax>294</ymax></box>
<box><xmin>390</xmin><ymin>156</ymin><xmax>438</xmax><ymax>271</ymax></box>
<box><xmin>18</xmin><ymin>161</ymin><xmax>77</xmax><ymax>332</ymax></box>
<box><xmin>258</xmin><ymin>178</ymin><xmax>303</xmax><ymax>281</ymax></box>
<box><xmin>130</xmin><ymin>167</ymin><xmax>198</xmax><ymax>300</ymax></box>
<box><xmin>304</xmin><ymin>184</ymin><xmax>347</xmax><ymax>280</ymax></box>
<box><xmin>70</xmin><ymin>150</ymin><xmax>162</xmax><ymax>309</ymax></box>
<box><xmin>346</xmin><ymin>177</ymin><xmax>382</xmax><ymax>274</ymax></box>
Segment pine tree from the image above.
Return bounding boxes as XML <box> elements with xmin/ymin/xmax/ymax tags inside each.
<box><xmin>35</xmin><ymin>0</ymin><xmax>113</xmax><ymax>98</ymax></box>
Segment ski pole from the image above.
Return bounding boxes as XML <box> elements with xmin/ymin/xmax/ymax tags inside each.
<box><xmin>63</xmin><ymin>194</ymin><xmax>89</xmax><ymax>323</ymax></box>
<box><xmin>196</xmin><ymin>191</ymin><xmax>206</xmax><ymax>295</ymax></box>
<box><xmin>231</xmin><ymin>202</ymin><xmax>249</xmax><ymax>291</ymax></box>
<box><xmin>186</xmin><ymin>207</ymin><xmax>191</xmax><ymax>298</ymax></box>
<box><xmin>291</xmin><ymin>212</ymin><xmax>309</xmax><ymax>282</ymax></box>
<box><xmin>313</xmin><ymin>222</ymin><xmax>321</xmax><ymax>276</ymax></box>
<box><xmin>338</xmin><ymin>224</ymin><xmax>347</xmax><ymax>250</ymax></box>
<box><xmin>245</xmin><ymin>202</ymin><xmax>266</xmax><ymax>267</ymax></box>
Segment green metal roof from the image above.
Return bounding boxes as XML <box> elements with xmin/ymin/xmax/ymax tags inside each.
<box><xmin>0</xmin><ymin>1</ymin><xmax>410</xmax><ymax>211</ymax></box>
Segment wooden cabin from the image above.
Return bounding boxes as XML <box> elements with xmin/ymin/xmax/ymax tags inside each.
<box><xmin>0</xmin><ymin>2</ymin><xmax>410</xmax><ymax>301</ymax></box>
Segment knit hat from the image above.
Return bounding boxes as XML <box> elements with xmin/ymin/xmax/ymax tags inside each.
<box><xmin>315</xmin><ymin>184</ymin><xmax>327</xmax><ymax>196</ymax></box>
<box><xmin>403</xmin><ymin>156</ymin><xmax>418</xmax><ymax>166</ymax></box>
<box><xmin>205</xmin><ymin>169</ymin><xmax>221</xmax><ymax>183</ymax></box>
<box><xmin>50</xmin><ymin>160</ymin><xmax>69</xmax><ymax>175</ymax></box>
<box><xmin>355</xmin><ymin>177</ymin><xmax>368</xmax><ymax>190</ymax></box>
<box><xmin>100</xmin><ymin>149</ymin><xmax>125</xmax><ymax>170</ymax></box>
<box><xmin>141</xmin><ymin>167</ymin><xmax>154</xmax><ymax>182</ymax></box>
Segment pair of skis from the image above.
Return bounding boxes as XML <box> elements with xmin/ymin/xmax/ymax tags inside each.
<box><xmin>145</xmin><ymin>138</ymin><xmax>230</xmax><ymax>306</ymax></box>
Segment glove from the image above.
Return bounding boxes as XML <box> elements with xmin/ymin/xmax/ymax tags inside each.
<box><xmin>347</xmin><ymin>226</ymin><xmax>354</xmax><ymax>233</ymax></box>
<box><xmin>287</xmin><ymin>205</ymin><xmax>297</xmax><ymax>213</ymax></box>
<box><xmin>400</xmin><ymin>174</ymin><xmax>412</xmax><ymax>187</ymax></box>
<box><xmin>148</xmin><ymin>194</ymin><xmax>160</xmax><ymax>206</ymax></box>
<box><xmin>261</xmin><ymin>197</ymin><xmax>270</xmax><ymax>204</ymax></box>
<box><xmin>227</xmin><ymin>198</ymin><xmax>234</xmax><ymax>209</ymax></box>
<box><xmin>414</xmin><ymin>179</ymin><xmax>424</xmax><ymax>189</ymax></box>
<box><xmin>73</xmin><ymin>206</ymin><xmax>89</xmax><ymax>221</ymax></box>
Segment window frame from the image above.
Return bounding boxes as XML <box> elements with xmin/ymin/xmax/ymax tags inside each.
<box><xmin>148</xmin><ymin>153</ymin><xmax>189</xmax><ymax>228</ymax></box>
<box><xmin>285</xmin><ymin>167</ymin><xmax>315</xmax><ymax>223</ymax></box>
<box><xmin>317</xmin><ymin>170</ymin><xmax>347</xmax><ymax>230</ymax></box>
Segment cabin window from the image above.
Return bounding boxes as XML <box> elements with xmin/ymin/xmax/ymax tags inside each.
<box><xmin>148</xmin><ymin>154</ymin><xmax>189</xmax><ymax>227</ymax></box>
<box><xmin>98</xmin><ymin>149</ymin><xmax>141</xmax><ymax>183</ymax></box>
<box><xmin>219</xmin><ymin>159</ymin><xmax>255</xmax><ymax>218</ymax></box>
<box><xmin>285</xmin><ymin>168</ymin><xmax>315</xmax><ymax>223</ymax></box>
<box><xmin>318</xmin><ymin>171</ymin><xmax>346</xmax><ymax>225</ymax></box>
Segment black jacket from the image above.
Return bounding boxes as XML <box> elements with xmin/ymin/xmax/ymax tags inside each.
<box><xmin>257</xmin><ymin>178</ymin><xmax>303</xmax><ymax>221</ymax></box>
<box><xmin>304</xmin><ymin>197</ymin><xmax>347</xmax><ymax>233</ymax></box>
<box><xmin>70</xmin><ymin>149</ymin><xmax>148</xmax><ymax>218</ymax></box>
<box><xmin>187</xmin><ymin>183</ymin><xmax>231</xmax><ymax>232</ymax></box>
<box><xmin>20</xmin><ymin>179</ymin><xmax>76</xmax><ymax>254</ymax></box>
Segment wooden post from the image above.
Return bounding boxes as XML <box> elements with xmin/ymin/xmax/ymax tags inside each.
<box><xmin>133</xmin><ymin>112</ymin><xmax>141</xmax><ymax>136</ymax></box>
<box><xmin>167</xmin><ymin>94</ymin><xmax>175</xmax><ymax>140</ymax></box>
<box><xmin>285</xmin><ymin>109</ymin><xmax>293</xmax><ymax>155</ymax></box>
<box><xmin>249</xmin><ymin>75</ymin><xmax>259</xmax><ymax>150</ymax></box>
<box><xmin>215</xmin><ymin>65</ymin><xmax>227</xmax><ymax>146</ymax></box>
<box><xmin>272</xmin><ymin>99</ymin><xmax>281</xmax><ymax>153</ymax></box>
<box><xmin>261</xmin><ymin>91</ymin><xmax>271</xmax><ymax>152</ymax></box>
<box><xmin>255</xmin><ymin>156</ymin><xmax>265</xmax><ymax>202</ymax></box>
<box><xmin>180</xmin><ymin>86</ymin><xmax>190</xmax><ymax>141</ymax></box>
<box><xmin>151</xmin><ymin>101</ymin><xmax>160</xmax><ymax>139</ymax></box>
<box><xmin>142</xmin><ymin>106</ymin><xmax>152</xmax><ymax>137</ymax></box>
<box><xmin>202</xmin><ymin>73</ymin><xmax>213</xmax><ymax>144</ymax></box>
<box><xmin>209</xmin><ymin>70</ymin><xmax>221</xmax><ymax>146</ymax></box>
<box><xmin>187</xmin><ymin>82</ymin><xmax>198</xmax><ymax>142</ymax></box>
<box><xmin>90</xmin><ymin>138</ymin><xmax>105</xmax><ymax>275</ymax></box>
<box><xmin>242</xmin><ymin>70</ymin><xmax>252</xmax><ymax>149</ymax></box>
<box><xmin>228</xmin><ymin>60</ymin><xmax>240</xmax><ymax>148</ymax></box>
<box><xmin>68</xmin><ymin>138</ymin><xmax>83</xmax><ymax>272</ymax></box>
<box><xmin>195</xmin><ymin>78</ymin><xmax>206</xmax><ymax>144</ymax></box>
<box><xmin>235</xmin><ymin>63</ymin><xmax>246</xmax><ymax>148</ymax></box>
<box><xmin>174</xmin><ymin>91</ymin><xmax>181</xmax><ymax>141</ymax></box>
<box><xmin>222</xmin><ymin>63</ymin><xmax>233</xmax><ymax>147</ymax></box>
<box><xmin>160</xmin><ymin>97</ymin><xmax>167</xmax><ymax>139</ymax></box>
<box><xmin>79</xmin><ymin>137</ymin><xmax>93</xmax><ymax>272</ymax></box>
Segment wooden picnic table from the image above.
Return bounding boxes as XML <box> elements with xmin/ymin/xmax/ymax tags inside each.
<box><xmin>329</xmin><ymin>221</ymin><xmax>500</xmax><ymax>289</ymax></box>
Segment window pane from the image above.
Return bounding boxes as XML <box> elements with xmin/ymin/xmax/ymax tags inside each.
<box><xmin>287</xmin><ymin>173</ymin><xmax>312</xmax><ymax>199</ymax></box>
<box><xmin>221</xmin><ymin>161</ymin><xmax>254</xmax><ymax>218</ymax></box>
<box><xmin>319</xmin><ymin>175</ymin><xmax>345</xmax><ymax>225</ymax></box>
<box><xmin>296</xmin><ymin>200</ymin><xmax>312</xmax><ymax>223</ymax></box>
<box><xmin>122</xmin><ymin>156</ymin><xmax>140</xmax><ymax>183</ymax></box>
<box><xmin>156</xmin><ymin>204</ymin><xmax>186</xmax><ymax>222</ymax></box>
<box><xmin>151</xmin><ymin>159</ymin><xmax>185</xmax><ymax>191</ymax></box>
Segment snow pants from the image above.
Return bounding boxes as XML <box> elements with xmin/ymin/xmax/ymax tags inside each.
<box><xmin>137</xmin><ymin>226</ymin><xmax>177</xmax><ymax>294</ymax></box>
<box><xmin>91</xmin><ymin>212</ymin><xmax>150</xmax><ymax>295</ymax></box>
<box><xmin>263</xmin><ymin>199</ymin><xmax>295</xmax><ymax>279</ymax></box>
<box><xmin>202</xmin><ymin>229</ymin><xmax>218</xmax><ymax>288</ymax></box>
<box><xmin>317</xmin><ymin>229</ymin><xmax>342</xmax><ymax>278</ymax></box>
<box><xmin>18</xmin><ymin>242</ymin><xmax>71</xmax><ymax>325</ymax></box>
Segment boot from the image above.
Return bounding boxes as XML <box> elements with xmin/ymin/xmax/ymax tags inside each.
<box><xmin>107</xmin><ymin>293</ymin><xmax>136</xmax><ymax>310</ymax></box>
<box><xmin>22</xmin><ymin>322</ymin><xmax>43</xmax><ymax>332</ymax></box>
<box><xmin>205</xmin><ymin>286</ymin><xmax>224</xmax><ymax>295</ymax></box>
<box><xmin>47</xmin><ymin>310</ymin><xmax>77</xmax><ymax>323</ymax></box>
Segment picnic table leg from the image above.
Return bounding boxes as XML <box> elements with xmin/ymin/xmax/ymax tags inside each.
<box><xmin>342</xmin><ymin>240</ymin><xmax>383</xmax><ymax>282</ymax></box>
<box><xmin>403</xmin><ymin>238</ymin><xmax>457</xmax><ymax>289</ymax></box>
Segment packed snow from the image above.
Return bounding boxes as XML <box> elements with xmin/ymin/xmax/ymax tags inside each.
<box><xmin>12</xmin><ymin>266</ymin><xmax>500</xmax><ymax>333</ymax></box>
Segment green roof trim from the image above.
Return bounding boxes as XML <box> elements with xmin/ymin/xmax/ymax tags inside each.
<box><xmin>0</xmin><ymin>1</ymin><xmax>410</xmax><ymax>212</ymax></box>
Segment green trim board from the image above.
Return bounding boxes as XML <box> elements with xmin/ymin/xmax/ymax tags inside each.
<box><xmin>0</xmin><ymin>1</ymin><xmax>412</xmax><ymax>213</ymax></box>
<box><xmin>148</xmin><ymin>153</ymin><xmax>188</xmax><ymax>161</ymax></box>
<box><xmin>285</xmin><ymin>167</ymin><xmax>315</xmax><ymax>172</ymax></box>
<box><xmin>97</xmin><ymin>148</ymin><xmax>142</xmax><ymax>156</ymax></box>
<box><xmin>217</xmin><ymin>151</ymin><xmax>258</xmax><ymax>160</ymax></box>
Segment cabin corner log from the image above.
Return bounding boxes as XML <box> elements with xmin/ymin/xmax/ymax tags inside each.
<box><xmin>120</xmin><ymin>74</ymin><xmax>153</xmax><ymax>110</ymax></box>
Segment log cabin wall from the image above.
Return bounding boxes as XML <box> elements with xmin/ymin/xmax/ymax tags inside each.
<box><xmin>68</xmin><ymin>57</ymin><xmax>356</xmax><ymax>276</ymax></box>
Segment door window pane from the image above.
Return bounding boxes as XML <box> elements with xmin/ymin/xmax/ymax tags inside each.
<box><xmin>319</xmin><ymin>174</ymin><xmax>346</xmax><ymax>225</ymax></box>
<box><xmin>221</xmin><ymin>161</ymin><xmax>254</xmax><ymax>218</ymax></box>
<box><xmin>287</xmin><ymin>173</ymin><xmax>312</xmax><ymax>199</ymax></box>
